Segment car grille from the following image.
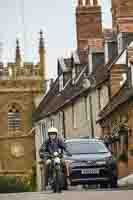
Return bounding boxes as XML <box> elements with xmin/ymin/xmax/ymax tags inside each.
<box><xmin>70</xmin><ymin>161</ymin><xmax>110</xmax><ymax>178</ymax></box>
<box><xmin>71</xmin><ymin>161</ymin><xmax>106</xmax><ymax>168</ymax></box>
<box><xmin>71</xmin><ymin>169</ymin><xmax>109</xmax><ymax>179</ymax></box>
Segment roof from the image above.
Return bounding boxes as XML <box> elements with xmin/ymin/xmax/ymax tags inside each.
<box><xmin>58</xmin><ymin>57</ymin><xmax>72</xmax><ymax>72</ymax></box>
<box><xmin>33</xmin><ymin>65</ymin><xmax>91</xmax><ymax>122</ymax></box>
<box><xmin>34</xmin><ymin>77</ymin><xmax>59</xmax><ymax>115</ymax></box>
<box><xmin>72</xmin><ymin>51</ymin><xmax>80</xmax><ymax>64</ymax></box>
<box><xmin>98</xmin><ymin>84</ymin><xmax>133</xmax><ymax>122</ymax></box>
<box><xmin>95</xmin><ymin>48</ymin><xmax>126</xmax><ymax>87</ymax></box>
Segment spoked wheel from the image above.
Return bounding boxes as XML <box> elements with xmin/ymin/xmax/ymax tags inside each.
<box><xmin>53</xmin><ymin>169</ymin><xmax>63</xmax><ymax>193</ymax></box>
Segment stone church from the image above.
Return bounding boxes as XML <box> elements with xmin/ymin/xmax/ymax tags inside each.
<box><xmin>0</xmin><ymin>31</ymin><xmax>46</xmax><ymax>177</ymax></box>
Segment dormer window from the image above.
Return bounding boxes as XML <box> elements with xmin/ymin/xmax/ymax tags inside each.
<box><xmin>88</xmin><ymin>51</ymin><xmax>93</xmax><ymax>74</ymax></box>
<box><xmin>104</xmin><ymin>40</ymin><xmax>109</xmax><ymax>64</ymax></box>
<box><xmin>117</xmin><ymin>33</ymin><xmax>123</xmax><ymax>54</ymax></box>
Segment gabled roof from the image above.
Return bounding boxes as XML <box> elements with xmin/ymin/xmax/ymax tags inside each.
<box><xmin>58</xmin><ymin>57</ymin><xmax>72</xmax><ymax>72</ymax></box>
<box><xmin>33</xmin><ymin>65</ymin><xmax>91</xmax><ymax>122</ymax></box>
<box><xmin>34</xmin><ymin>77</ymin><xmax>59</xmax><ymax>116</ymax></box>
<box><xmin>72</xmin><ymin>51</ymin><xmax>80</xmax><ymax>64</ymax></box>
<box><xmin>107</xmin><ymin>48</ymin><xmax>127</xmax><ymax>71</ymax></box>
<box><xmin>97</xmin><ymin>84</ymin><xmax>133</xmax><ymax>122</ymax></box>
<box><xmin>95</xmin><ymin>56</ymin><xmax>115</xmax><ymax>87</ymax></box>
<box><xmin>95</xmin><ymin>48</ymin><xmax>127</xmax><ymax>87</ymax></box>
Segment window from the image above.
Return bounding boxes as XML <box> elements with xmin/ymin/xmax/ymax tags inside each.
<box><xmin>40</xmin><ymin>122</ymin><xmax>46</xmax><ymax>142</ymax></box>
<box><xmin>72</xmin><ymin>67</ymin><xmax>76</xmax><ymax>84</ymax></box>
<box><xmin>84</xmin><ymin>96</ymin><xmax>89</xmax><ymax>120</ymax></box>
<box><xmin>66</xmin><ymin>141</ymin><xmax>108</xmax><ymax>155</ymax></box>
<box><xmin>51</xmin><ymin>119</ymin><xmax>54</xmax><ymax>127</ymax></box>
<box><xmin>117</xmin><ymin>33</ymin><xmax>123</xmax><ymax>54</ymax></box>
<box><xmin>8</xmin><ymin>104</ymin><xmax>21</xmax><ymax>130</ymax></box>
<box><xmin>72</xmin><ymin>103</ymin><xmax>77</xmax><ymax>129</ymax></box>
<box><xmin>88</xmin><ymin>52</ymin><xmax>93</xmax><ymax>73</ymax></box>
<box><xmin>104</xmin><ymin>41</ymin><xmax>109</xmax><ymax>64</ymax></box>
<box><xmin>98</xmin><ymin>88</ymin><xmax>101</xmax><ymax>111</ymax></box>
<box><xmin>59</xmin><ymin>75</ymin><xmax>63</xmax><ymax>91</ymax></box>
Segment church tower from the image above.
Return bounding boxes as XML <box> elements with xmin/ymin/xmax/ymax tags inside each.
<box><xmin>111</xmin><ymin>0</ymin><xmax>133</xmax><ymax>32</ymax></box>
<box><xmin>39</xmin><ymin>30</ymin><xmax>46</xmax><ymax>79</ymax></box>
<box><xmin>0</xmin><ymin>32</ymin><xmax>46</xmax><ymax>177</ymax></box>
<box><xmin>76</xmin><ymin>0</ymin><xmax>103</xmax><ymax>50</ymax></box>
<box><xmin>15</xmin><ymin>39</ymin><xmax>21</xmax><ymax>66</ymax></box>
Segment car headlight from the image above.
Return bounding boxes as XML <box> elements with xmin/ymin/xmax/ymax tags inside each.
<box><xmin>96</xmin><ymin>160</ymin><xmax>106</xmax><ymax>165</ymax></box>
<box><xmin>96</xmin><ymin>157</ymin><xmax>113</xmax><ymax>165</ymax></box>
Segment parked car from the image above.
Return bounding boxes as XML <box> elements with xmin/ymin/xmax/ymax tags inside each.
<box><xmin>64</xmin><ymin>138</ymin><xmax>118</xmax><ymax>188</ymax></box>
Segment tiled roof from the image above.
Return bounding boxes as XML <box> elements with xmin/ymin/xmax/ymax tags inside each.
<box><xmin>33</xmin><ymin>66</ymin><xmax>89</xmax><ymax>122</ymax></box>
<box><xmin>33</xmin><ymin>77</ymin><xmax>59</xmax><ymax>116</ymax></box>
<box><xmin>95</xmin><ymin>57</ymin><xmax>114</xmax><ymax>86</ymax></box>
<box><xmin>98</xmin><ymin>84</ymin><xmax>133</xmax><ymax>122</ymax></box>
<box><xmin>95</xmin><ymin>48</ymin><xmax>126</xmax><ymax>87</ymax></box>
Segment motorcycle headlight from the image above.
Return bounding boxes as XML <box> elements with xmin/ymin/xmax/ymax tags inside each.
<box><xmin>53</xmin><ymin>152</ymin><xmax>59</xmax><ymax>157</ymax></box>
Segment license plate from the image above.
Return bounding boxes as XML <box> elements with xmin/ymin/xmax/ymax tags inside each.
<box><xmin>81</xmin><ymin>168</ymin><xmax>99</xmax><ymax>174</ymax></box>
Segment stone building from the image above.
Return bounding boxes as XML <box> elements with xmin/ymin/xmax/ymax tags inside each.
<box><xmin>0</xmin><ymin>31</ymin><xmax>46</xmax><ymax>178</ymax></box>
<box><xmin>33</xmin><ymin>0</ymin><xmax>105</xmax><ymax>190</ymax></box>
<box><xmin>96</xmin><ymin>0</ymin><xmax>133</xmax><ymax>176</ymax></box>
<box><xmin>33</xmin><ymin>0</ymin><xmax>133</xmax><ymax>189</ymax></box>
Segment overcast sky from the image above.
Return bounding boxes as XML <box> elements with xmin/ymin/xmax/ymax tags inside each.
<box><xmin>0</xmin><ymin>0</ymin><xmax>112</xmax><ymax>79</ymax></box>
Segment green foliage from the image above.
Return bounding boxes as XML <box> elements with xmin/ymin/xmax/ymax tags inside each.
<box><xmin>0</xmin><ymin>176</ymin><xmax>32</xmax><ymax>193</ymax></box>
<box><xmin>30</xmin><ymin>163</ymin><xmax>37</xmax><ymax>191</ymax></box>
<box><xmin>117</xmin><ymin>151</ymin><xmax>128</xmax><ymax>163</ymax></box>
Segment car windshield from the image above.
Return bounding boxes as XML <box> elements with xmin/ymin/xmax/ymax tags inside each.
<box><xmin>66</xmin><ymin>141</ymin><xmax>108</xmax><ymax>154</ymax></box>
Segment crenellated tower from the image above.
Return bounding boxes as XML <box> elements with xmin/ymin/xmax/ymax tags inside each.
<box><xmin>0</xmin><ymin>31</ymin><xmax>47</xmax><ymax>177</ymax></box>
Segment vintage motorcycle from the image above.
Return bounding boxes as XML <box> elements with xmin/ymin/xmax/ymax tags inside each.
<box><xmin>48</xmin><ymin>151</ymin><xmax>67</xmax><ymax>193</ymax></box>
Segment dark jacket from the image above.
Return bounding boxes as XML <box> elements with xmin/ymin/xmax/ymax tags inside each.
<box><xmin>39</xmin><ymin>136</ymin><xmax>68</xmax><ymax>159</ymax></box>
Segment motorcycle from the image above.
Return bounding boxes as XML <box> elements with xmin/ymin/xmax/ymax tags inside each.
<box><xmin>48</xmin><ymin>151</ymin><xmax>66</xmax><ymax>193</ymax></box>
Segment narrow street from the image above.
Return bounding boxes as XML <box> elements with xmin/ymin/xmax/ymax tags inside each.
<box><xmin>0</xmin><ymin>189</ymin><xmax>132</xmax><ymax>200</ymax></box>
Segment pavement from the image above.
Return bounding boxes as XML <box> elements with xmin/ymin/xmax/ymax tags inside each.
<box><xmin>0</xmin><ymin>176</ymin><xmax>133</xmax><ymax>200</ymax></box>
<box><xmin>118</xmin><ymin>174</ymin><xmax>133</xmax><ymax>187</ymax></box>
<box><xmin>0</xmin><ymin>190</ymin><xmax>133</xmax><ymax>200</ymax></box>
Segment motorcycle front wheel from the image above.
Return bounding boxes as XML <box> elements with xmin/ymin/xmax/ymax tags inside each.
<box><xmin>53</xmin><ymin>166</ymin><xmax>63</xmax><ymax>193</ymax></box>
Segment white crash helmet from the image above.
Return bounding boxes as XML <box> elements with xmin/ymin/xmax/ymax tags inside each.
<box><xmin>48</xmin><ymin>127</ymin><xmax>58</xmax><ymax>136</ymax></box>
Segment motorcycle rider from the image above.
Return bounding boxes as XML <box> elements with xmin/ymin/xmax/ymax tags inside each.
<box><xmin>39</xmin><ymin>127</ymin><xmax>71</xmax><ymax>189</ymax></box>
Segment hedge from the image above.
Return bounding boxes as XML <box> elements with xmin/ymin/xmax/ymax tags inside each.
<box><xmin>0</xmin><ymin>176</ymin><xmax>32</xmax><ymax>193</ymax></box>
